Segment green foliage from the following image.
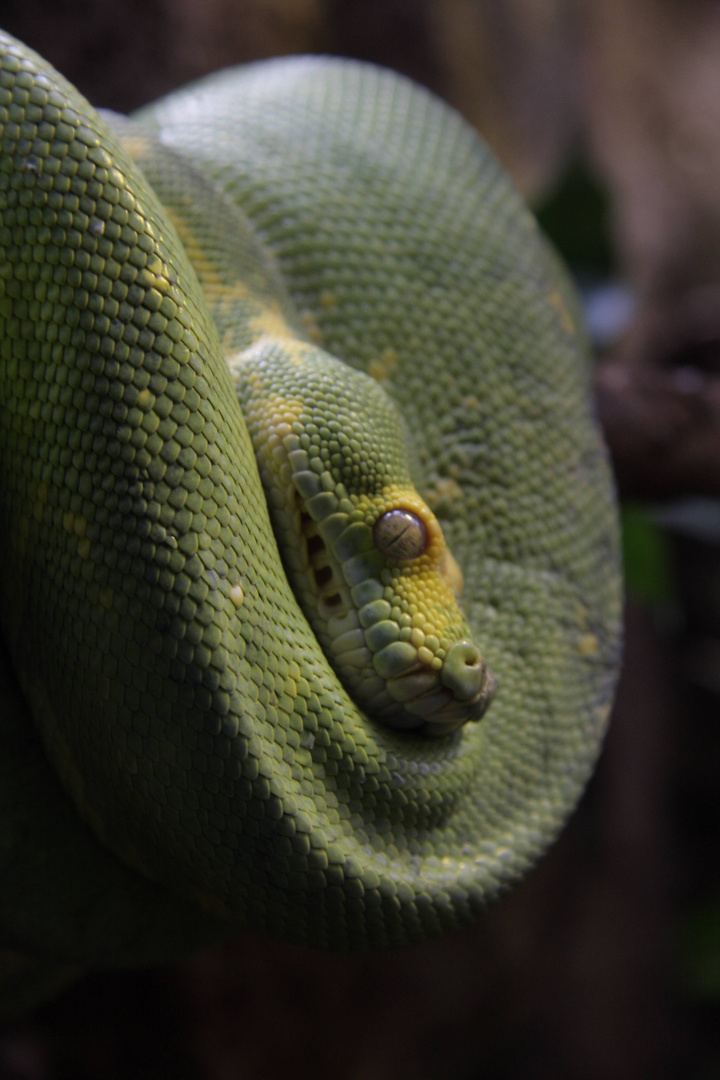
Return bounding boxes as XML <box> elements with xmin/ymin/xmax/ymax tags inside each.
<box><xmin>679</xmin><ymin>899</ymin><xmax>720</xmax><ymax>1001</ymax></box>
<box><xmin>535</xmin><ymin>158</ymin><xmax>614</xmax><ymax>276</ymax></box>
<box><xmin>621</xmin><ymin>503</ymin><xmax>675</xmax><ymax>605</ymax></box>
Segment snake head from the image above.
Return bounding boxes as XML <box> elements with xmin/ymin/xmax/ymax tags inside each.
<box><xmin>322</xmin><ymin>492</ymin><xmax>497</xmax><ymax>735</ymax></box>
<box><xmin>236</xmin><ymin>335</ymin><xmax>497</xmax><ymax>736</ymax></box>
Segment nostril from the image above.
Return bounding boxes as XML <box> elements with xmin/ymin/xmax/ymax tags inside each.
<box><xmin>441</xmin><ymin>640</ymin><xmax>485</xmax><ymax>701</ymax></box>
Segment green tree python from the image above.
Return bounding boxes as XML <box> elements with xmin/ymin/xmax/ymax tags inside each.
<box><xmin>0</xmin><ymin>32</ymin><xmax>622</xmax><ymax>1015</ymax></box>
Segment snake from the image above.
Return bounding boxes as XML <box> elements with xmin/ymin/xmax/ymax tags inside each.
<box><xmin>0</xmin><ymin>31</ymin><xmax>621</xmax><ymax>1015</ymax></box>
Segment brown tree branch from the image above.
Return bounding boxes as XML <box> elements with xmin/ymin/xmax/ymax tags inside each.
<box><xmin>594</xmin><ymin>284</ymin><xmax>720</xmax><ymax>499</ymax></box>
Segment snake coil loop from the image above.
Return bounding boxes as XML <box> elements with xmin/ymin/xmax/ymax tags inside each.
<box><xmin>0</xmin><ymin>31</ymin><xmax>621</xmax><ymax>998</ymax></box>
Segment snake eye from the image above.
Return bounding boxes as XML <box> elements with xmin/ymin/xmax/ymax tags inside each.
<box><xmin>373</xmin><ymin>509</ymin><xmax>428</xmax><ymax>561</ymax></box>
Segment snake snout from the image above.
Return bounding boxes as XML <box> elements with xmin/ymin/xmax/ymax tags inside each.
<box><xmin>441</xmin><ymin>640</ymin><xmax>497</xmax><ymax>716</ymax></box>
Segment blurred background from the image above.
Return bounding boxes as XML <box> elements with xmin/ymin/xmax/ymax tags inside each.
<box><xmin>1</xmin><ymin>1</ymin><xmax>720</xmax><ymax>1076</ymax></box>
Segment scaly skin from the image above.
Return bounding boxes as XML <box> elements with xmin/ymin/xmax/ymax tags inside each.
<box><xmin>0</xmin><ymin>34</ymin><xmax>622</xmax><ymax>1015</ymax></box>
<box><xmin>112</xmin><ymin>123</ymin><xmax>498</xmax><ymax>737</ymax></box>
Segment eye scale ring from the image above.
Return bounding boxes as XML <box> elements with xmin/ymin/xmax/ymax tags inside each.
<box><xmin>373</xmin><ymin>509</ymin><xmax>428</xmax><ymax>561</ymax></box>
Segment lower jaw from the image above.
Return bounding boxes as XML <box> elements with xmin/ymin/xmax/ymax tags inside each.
<box><xmin>357</xmin><ymin>671</ymin><xmax>482</xmax><ymax>734</ymax></box>
<box><xmin>328</xmin><ymin>631</ymin><xmax>484</xmax><ymax>735</ymax></box>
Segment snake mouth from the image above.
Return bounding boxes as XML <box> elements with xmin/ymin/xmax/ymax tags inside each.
<box><xmin>369</xmin><ymin>635</ymin><xmax>497</xmax><ymax>735</ymax></box>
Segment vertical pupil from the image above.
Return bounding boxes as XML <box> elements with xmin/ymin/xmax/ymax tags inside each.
<box><xmin>373</xmin><ymin>509</ymin><xmax>427</xmax><ymax>560</ymax></box>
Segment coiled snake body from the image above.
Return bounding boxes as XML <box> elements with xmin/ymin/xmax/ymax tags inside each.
<box><xmin>0</xmin><ymin>32</ymin><xmax>621</xmax><ymax>1013</ymax></box>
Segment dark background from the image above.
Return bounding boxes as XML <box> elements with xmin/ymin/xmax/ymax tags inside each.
<box><xmin>1</xmin><ymin>2</ymin><xmax>720</xmax><ymax>1077</ymax></box>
